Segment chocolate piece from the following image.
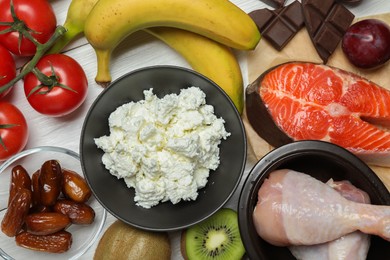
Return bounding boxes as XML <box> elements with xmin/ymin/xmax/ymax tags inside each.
<box><xmin>249</xmin><ymin>1</ymin><xmax>304</xmax><ymax>51</ymax></box>
<box><xmin>249</xmin><ymin>9</ymin><xmax>275</xmax><ymax>32</ymax></box>
<box><xmin>302</xmin><ymin>0</ymin><xmax>355</xmax><ymax>63</ymax></box>
<box><xmin>259</xmin><ymin>0</ymin><xmax>287</xmax><ymax>8</ymax></box>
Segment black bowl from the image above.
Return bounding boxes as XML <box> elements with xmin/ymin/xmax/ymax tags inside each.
<box><xmin>80</xmin><ymin>65</ymin><xmax>247</xmax><ymax>231</ymax></box>
<box><xmin>238</xmin><ymin>140</ymin><xmax>390</xmax><ymax>260</ymax></box>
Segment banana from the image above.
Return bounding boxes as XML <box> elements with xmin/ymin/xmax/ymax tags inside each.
<box><xmin>45</xmin><ymin>0</ymin><xmax>245</xmax><ymax>112</ymax></box>
<box><xmin>84</xmin><ymin>0</ymin><xmax>261</xmax><ymax>85</ymax></box>
<box><xmin>47</xmin><ymin>0</ymin><xmax>99</xmax><ymax>54</ymax></box>
<box><xmin>145</xmin><ymin>27</ymin><xmax>244</xmax><ymax>114</ymax></box>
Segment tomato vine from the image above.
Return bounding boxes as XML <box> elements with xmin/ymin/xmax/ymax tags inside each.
<box><xmin>0</xmin><ymin>0</ymin><xmax>66</xmax><ymax>94</ymax></box>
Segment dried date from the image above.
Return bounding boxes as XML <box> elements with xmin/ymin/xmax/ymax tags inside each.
<box><xmin>39</xmin><ymin>160</ymin><xmax>63</xmax><ymax>206</ymax></box>
<box><xmin>62</xmin><ymin>168</ymin><xmax>92</xmax><ymax>203</ymax></box>
<box><xmin>15</xmin><ymin>230</ymin><xmax>72</xmax><ymax>253</ymax></box>
<box><xmin>1</xmin><ymin>189</ymin><xmax>32</xmax><ymax>237</ymax></box>
<box><xmin>31</xmin><ymin>170</ymin><xmax>41</xmax><ymax>206</ymax></box>
<box><xmin>2</xmin><ymin>159</ymin><xmax>95</xmax><ymax>253</ymax></box>
<box><xmin>54</xmin><ymin>199</ymin><xmax>95</xmax><ymax>224</ymax></box>
<box><xmin>8</xmin><ymin>165</ymin><xmax>32</xmax><ymax>206</ymax></box>
<box><xmin>25</xmin><ymin>212</ymin><xmax>71</xmax><ymax>235</ymax></box>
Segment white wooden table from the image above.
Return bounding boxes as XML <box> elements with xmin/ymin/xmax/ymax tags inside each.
<box><xmin>3</xmin><ymin>0</ymin><xmax>389</xmax><ymax>259</ymax></box>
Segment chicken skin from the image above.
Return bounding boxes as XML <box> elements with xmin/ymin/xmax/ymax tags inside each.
<box><xmin>253</xmin><ymin>169</ymin><xmax>390</xmax><ymax>246</ymax></box>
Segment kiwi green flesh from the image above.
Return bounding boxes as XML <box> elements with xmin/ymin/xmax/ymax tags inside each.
<box><xmin>185</xmin><ymin>208</ymin><xmax>245</xmax><ymax>260</ymax></box>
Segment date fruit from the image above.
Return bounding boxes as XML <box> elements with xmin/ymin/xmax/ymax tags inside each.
<box><xmin>39</xmin><ymin>160</ymin><xmax>63</xmax><ymax>206</ymax></box>
<box><xmin>15</xmin><ymin>230</ymin><xmax>73</xmax><ymax>253</ymax></box>
<box><xmin>25</xmin><ymin>212</ymin><xmax>71</xmax><ymax>235</ymax></box>
<box><xmin>31</xmin><ymin>170</ymin><xmax>41</xmax><ymax>206</ymax></box>
<box><xmin>342</xmin><ymin>19</ymin><xmax>390</xmax><ymax>69</ymax></box>
<box><xmin>54</xmin><ymin>199</ymin><xmax>95</xmax><ymax>224</ymax></box>
<box><xmin>8</xmin><ymin>165</ymin><xmax>32</xmax><ymax>205</ymax></box>
<box><xmin>62</xmin><ymin>168</ymin><xmax>92</xmax><ymax>203</ymax></box>
<box><xmin>1</xmin><ymin>189</ymin><xmax>32</xmax><ymax>237</ymax></box>
<box><xmin>2</xmin><ymin>159</ymin><xmax>95</xmax><ymax>254</ymax></box>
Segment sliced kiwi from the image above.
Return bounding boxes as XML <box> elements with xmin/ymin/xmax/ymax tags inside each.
<box><xmin>183</xmin><ymin>208</ymin><xmax>245</xmax><ymax>260</ymax></box>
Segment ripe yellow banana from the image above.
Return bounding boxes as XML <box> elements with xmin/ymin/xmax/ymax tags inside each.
<box><xmin>145</xmin><ymin>27</ymin><xmax>244</xmax><ymax>114</ymax></box>
<box><xmin>84</xmin><ymin>0</ymin><xmax>261</xmax><ymax>85</ymax></box>
<box><xmin>46</xmin><ymin>0</ymin><xmax>245</xmax><ymax>112</ymax></box>
<box><xmin>47</xmin><ymin>0</ymin><xmax>99</xmax><ymax>54</ymax></box>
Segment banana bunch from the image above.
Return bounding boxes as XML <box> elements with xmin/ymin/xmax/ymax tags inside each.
<box><xmin>50</xmin><ymin>0</ymin><xmax>261</xmax><ymax>114</ymax></box>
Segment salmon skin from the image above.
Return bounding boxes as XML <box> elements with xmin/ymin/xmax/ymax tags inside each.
<box><xmin>246</xmin><ymin>62</ymin><xmax>390</xmax><ymax>167</ymax></box>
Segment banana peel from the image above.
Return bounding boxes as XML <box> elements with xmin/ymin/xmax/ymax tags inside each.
<box><xmin>83</xmin><ymin>0</ymin><xmax>260</xmax><ymax>85</ymax></box>
<box><xmin>50</xmin><ymin>0</ymin><xmax>252</xmax><ymax>114</ymax></box>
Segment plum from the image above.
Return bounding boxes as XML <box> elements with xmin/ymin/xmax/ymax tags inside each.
<box><xmin>342</xmin><ymin>19</ymin><xmax>390</xmax><ymax>69</ymax></box>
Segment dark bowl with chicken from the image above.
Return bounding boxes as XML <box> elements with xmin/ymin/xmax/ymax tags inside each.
<box><xmin>238</xmin><ymin>140</ymin><xmax>390</xmax><ymax>260</ymax></box>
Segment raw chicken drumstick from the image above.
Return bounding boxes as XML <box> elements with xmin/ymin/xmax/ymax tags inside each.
<box><xmin>289</xmin><ymin>180</ymin><xmax>371</xmax><ymax>260</ymax></box>
<box><xmin>252</xmin><ymin>169</ymin><xmax>390</xmax><ymax>246</ymax></box>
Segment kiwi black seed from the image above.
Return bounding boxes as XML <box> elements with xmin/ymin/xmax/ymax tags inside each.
<box><xmin>184</xmin><ymin>208</ymin><xmax>245</xmax><ymax>260</ymax></box>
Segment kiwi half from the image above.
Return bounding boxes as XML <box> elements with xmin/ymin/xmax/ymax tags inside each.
<box><xmin>183</xmin><ymin>208</ymin><xmax>245</xmax><ymax>260</ymax></box>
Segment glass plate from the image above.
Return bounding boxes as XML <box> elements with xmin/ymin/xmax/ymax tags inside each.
<box><xmin>0</xmin><ymin>146</ymin><xmax>107</xmax><ymax>260</ymax></box>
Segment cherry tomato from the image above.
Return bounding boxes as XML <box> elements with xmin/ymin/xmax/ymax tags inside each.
<box><xmin>0</xmin><ymin>0</ymin><xmax>57</xmax><ymax>56</ymax></box>
<box><xmin>23</xmin><ymin>54</ymin><xmax>88</xmax><ymax>117</ymax></box>
<box><xmin>0</xmin><ymin>44</ymin><xmax>16</xmax><ymax>98</ymax></box>
<box><xmin>0</xmin><ymin>102</ymin><xmax>28</xmax><ymax>161</ymax></box>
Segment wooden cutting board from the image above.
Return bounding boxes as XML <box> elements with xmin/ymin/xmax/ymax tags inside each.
<box><xmin>244</xmin><ymin>13</ymin><xmax>390</xmax><ymax>191</ymax></box>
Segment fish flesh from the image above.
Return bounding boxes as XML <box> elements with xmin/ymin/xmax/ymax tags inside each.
<box><xmin>246</xmin><ymin>62</ymin><xmax>390</xmax><ymax>167</ymax></box>
<box><xmin>252</xmin><ymin>169</ymin><xmax>390</xmax><ymax>246</ymax></box>
<box><xmin>289</xmin><ymin>179</ymin><xmax>371</xmax><ymax>260</ymax></box>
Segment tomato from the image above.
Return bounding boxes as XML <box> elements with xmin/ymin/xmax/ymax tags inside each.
<box><xmin>23</xmin><ymin>54</ymin><xmax>88</xmax><ymax>117</ymax></box>
<box><xmin>0</xmin><ymin>44</ymin><xmax>16</xmax><ymax>98</ymax></box>
<box><xmin>0</xmin><ymin>0</ymin><xmax>57</xmax><ymax>56</ymax></box>
<box><xmin>0</xmin><ymin>102</ymin><xmax>28</xmax><ymax>161</ymax></box>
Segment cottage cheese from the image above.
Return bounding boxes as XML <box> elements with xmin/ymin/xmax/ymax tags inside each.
<box><xmin>94</xmin><ymin>87</ymin><xmax>230</xmax><ymax>208</ymax></box>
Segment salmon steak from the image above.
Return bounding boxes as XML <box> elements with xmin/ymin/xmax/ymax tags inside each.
<box><xmin>246</xmin><ymin>62</ymin><xmax>390</xmax><ymax>167</ymax></box>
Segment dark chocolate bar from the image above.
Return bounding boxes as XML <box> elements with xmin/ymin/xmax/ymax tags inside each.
<box><xmin>302</xmin><ymin>0</ymin><xmax>355</xmax><ymax>63</ymax></box>
<box><xmin>249</xmin><ymin>1</ymin><xmax>304</xmax><ymax>51</ymax></box>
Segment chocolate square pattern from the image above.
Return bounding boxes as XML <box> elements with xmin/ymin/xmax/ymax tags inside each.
<box><xmin>249</xmin><ymin>1</ymin><xmax>304</xmax><ymax>51</ymax></box>
<box><xmin>302</xmin><ymin>0</ymin><xmax>355</xmax><ymax>63</ymax></box>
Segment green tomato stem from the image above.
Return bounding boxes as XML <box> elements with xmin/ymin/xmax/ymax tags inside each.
<box><xmin>0</xmin><ymin>26</ymin><xmax>67</xmax><ymax>94</ymax></box>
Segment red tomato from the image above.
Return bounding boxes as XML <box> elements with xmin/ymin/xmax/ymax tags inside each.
<box><xmin>0</xmin><ymin>0</ymin><xmax>57</xmax><ymax>56</ymax></box>
<box><xmin>0</xmin><ymin>44</ymin><xmax>16</xmax><ymax>98</ymax></box>
<box><xmin>0</xmin><ymin>102</ymin><xmax>28</xmax><ymax>161</ymax></box>
<box><xmin>23</xmin><ymin>54</ymin><xmax>88</xmax><ymax>117</ymax></box>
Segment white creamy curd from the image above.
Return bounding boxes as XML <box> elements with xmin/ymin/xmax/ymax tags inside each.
<box><xmin>94</xmin><ymin>87</ymin><xmax>230</xmax><ymax>208</ymax></box>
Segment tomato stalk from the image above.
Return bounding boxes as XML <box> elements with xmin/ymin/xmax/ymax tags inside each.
<box><xmin>0</xmin><ymin>26</ymin><xmax>66</xmax><ymax>94</ymax></box>
<box><xmin>0</xmin><ymin>0</ymin><xmax>41</xmax><ymax>51</ymax></box>
<box><xmin>26</xmin><ymin>65</ymin><xmax>77</xmax><ymax>97</ymax></box>
<box><xmin>0</xmin><ymin>124</ymin><xmax>18</xmax><ymax>151</ymax></box>
<box><xmin>0</xmin><ymin>0</ymin><xmax>66</xmax><ymax>94</ymax></box>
